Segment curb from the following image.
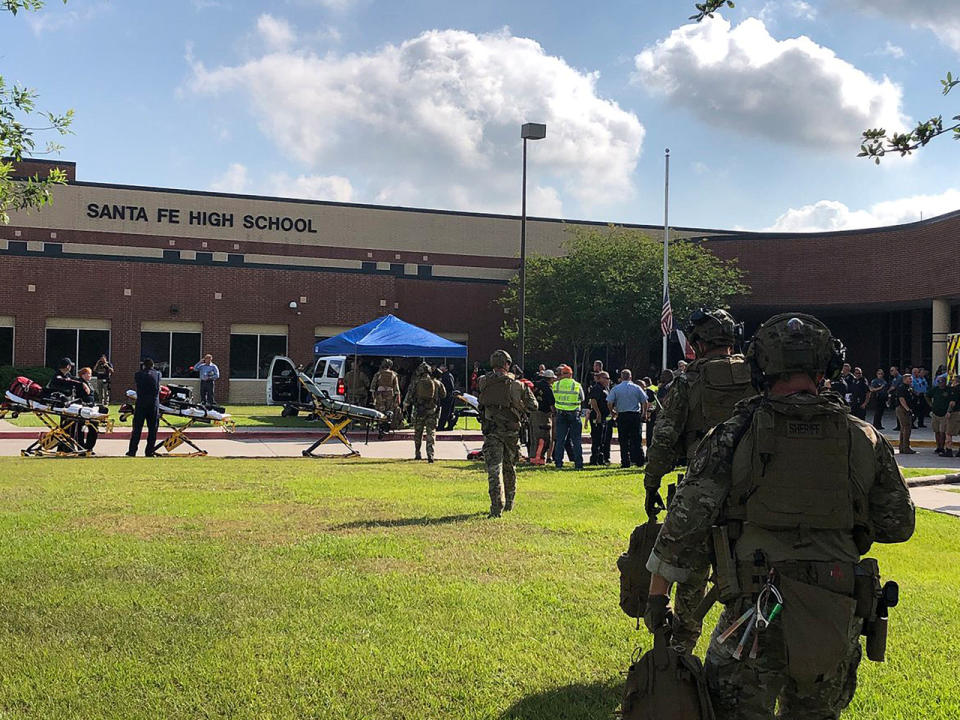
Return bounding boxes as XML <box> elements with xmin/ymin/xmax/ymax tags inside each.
<box><xmin>905</xmin><ymin>473</ymin><xmax>960</xmax><ymax>488</ymax></box>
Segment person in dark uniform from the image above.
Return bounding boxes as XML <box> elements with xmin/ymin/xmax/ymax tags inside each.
<box><xmin>587</xmin><ymin>370</ymin><xmax>612</xmax><ymax>464</ymax></box>
<box><xmin>437</xmin><ymin>364</ymin><xmax>457</xmax><ymax>431</ymax></box>
<box><xmin>127</xmin><ymin>358</ymin><xmax>161</xmax><ymax>457</ymax></box>
<box><xmin>51</xmin><ymin>357</ymin><xmax>81</xmax><ymax>452</ymax></box>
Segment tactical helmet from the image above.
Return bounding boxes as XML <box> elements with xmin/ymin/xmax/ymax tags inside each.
<box><xmin>416</xmin><ymin>361</ymin><xmax>431</xmax><ymax>375</ymax></box>
<box><xmin>686</xmin><ymin>308</ymin><xmax>741</xmax><ymax>347</ymax></box>
<box><xmin>380</xmin><ymin>358</ymin><xmax>394</xmax><ymax>370</ymax></box>
<box><xmin>490</xmin><ymin>349</ymin><xmax>513</xmax><ymax>369</ymax></box>
<box><xmin>745</xmin><ymin>313</ymin><xmax>845</xmax><ymax>389</ymax></box>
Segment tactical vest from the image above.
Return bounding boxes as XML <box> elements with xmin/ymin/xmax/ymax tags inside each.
<box><xmin>683</xmin><ymin>355</ymin><xmax>754</xmax><ymax>459</ymax></box>
<box><xmin>479</xmin><ymin>372</ymin><xmax>522</xmax><ymax>428</ymax></box>
<box><xmin>375</xmin><ymin>369</ymin><xmax>397</xmax><ymax>393</ymax></box>
<box><xmin>553</xmin><ymin>378</ymin><xmax>582</xmax><ymax>411</ymax></box>
<box><xmin>724</xmin><ymin>398</ymin><xmax>870</xmax><ymax>567</ymax></box>
<box><xmin>414</xmin><ymin>376</ymin><xmax>437</xmax><ymax>404</ymax></box>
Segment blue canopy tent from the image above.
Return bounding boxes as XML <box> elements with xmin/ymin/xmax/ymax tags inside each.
<box><xmin>313</xmin><ymin>315</ymin><xmax>467</xmax><ymax>359</ymax></box>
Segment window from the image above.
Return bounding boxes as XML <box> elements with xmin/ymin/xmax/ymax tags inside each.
<box><xmin>45</xmin><ymin>328</ymin><xmax>110</xmax><ymax>370</ymax></box>
<box><xmin>0</xmin><ymin>326</ymin><xmax>12</xmax><ymax>366</ymax></box>
<box><xmin>326</xmin><ymin>358</ymin><xmax>343</xmax><ymax>378</ymax></box>
<box><xmin>140</xmin><ymin>331</ymin><xmax>201</xmax><ymax>378</ymax></box>
<box><xmin>230</xmin><ymin>333</ymin><xmax>287</xmax><ymax>379</ymax></box>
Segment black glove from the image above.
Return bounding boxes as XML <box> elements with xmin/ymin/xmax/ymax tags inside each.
<box><xmin>645</xmin><ymin>488</ymin><xmax>666</xmax><ymax>518</ymax></box>
<box><xmin>644</xmin><ymin>594</ymin><xmax>671</xmax><ymax>634</ymax></box>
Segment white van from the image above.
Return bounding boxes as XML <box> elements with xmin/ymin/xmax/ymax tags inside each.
<box><xmin>266</xmin><ymin>355</ymin><xmax>347</xmax><ymax>405</ymax></box>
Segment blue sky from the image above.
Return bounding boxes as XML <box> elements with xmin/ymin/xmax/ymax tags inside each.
<box><xmin>4</xmin><ymin>0</ymin><xmax>959</xmax><ymax>231</ymax></box>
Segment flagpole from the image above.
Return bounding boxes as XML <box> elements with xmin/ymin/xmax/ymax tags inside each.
<box><xmin>662</xmin><ymin>148</ymin><xmax>670</xmax><ymax>370</ymax></box>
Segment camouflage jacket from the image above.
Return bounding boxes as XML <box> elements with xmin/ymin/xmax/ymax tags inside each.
<box><xmin>644</xmin><ymin>372</ymin><xmax>695</xmax><ymax>489</ymax></box>
<box><xmin>647</xmin><ymin>391</ymin><xmax>915</xmax><ymax>584</ymax></box>
<box><xmin>477</xmin><ymin>371</ymin><xmax>538</xmax><ymax>434</ymax></box>
<box><xmin>643</xmin><ymin>355</ymin><xmax>754</xmax><ymax>490</ymax></box>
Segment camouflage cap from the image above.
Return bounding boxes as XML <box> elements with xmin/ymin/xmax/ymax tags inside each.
<box><xmin>686</xmin><ymin>308</ymin><xmax>739</xmax><ymax>346</ymax></box>
<box><xmin>490</xmin><ymin>349</ymin><xmax>513</xmax><ymax>368</ymax></box>
<box><xmin>746</xmin><ymin>313</ymin><xmax>844</xmax><ymax>379</ymax></box>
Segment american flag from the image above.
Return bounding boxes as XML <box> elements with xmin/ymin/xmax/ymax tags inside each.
<box><xmin>661</xmin><ymin>287</ymin><xmax>673</xmax><ymax>337</ymax></box>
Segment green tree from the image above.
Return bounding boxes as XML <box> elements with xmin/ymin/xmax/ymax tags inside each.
<box><xmin>1</xmin><ymin>0</ymin><xmax>73</xmax><ymax>224</ymax></box>
<box><xmin>859</xmin><ymin>75</ymin><xmax>958</xmax><ymax>164</ymax></box>
<box><xmin>499</xmin><ymin>226</ymin><xmax>749</xmax><ymax>370</ymax></box>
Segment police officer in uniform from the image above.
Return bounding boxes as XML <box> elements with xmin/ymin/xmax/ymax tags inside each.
<box><xmin>643</xmin><ymin>308</ymin><xmax>756</xmax><ymax>650</ymax></box>
<box><xmin>402</xmin><ymin>362</ymin><xmax>446</xmax><ymax>462</ymax></box>
<box><xmin>370</xmin><ymin>359</ymin><xmax>401</xmax><ymax>438</ymax></box>
<box><xmin>127</xmin><ymin>358</ymin><xmax>162</xmax><ymax>457</ymax></box>
<box><xmin>645</xmin><ymin>314</ymin><xmax>915</xmax><ymax>719</ymax></box>
<box><xmin>478</xmin><ymin>350</ymin><xmax>537</xmax><ymax>517</ymax></box>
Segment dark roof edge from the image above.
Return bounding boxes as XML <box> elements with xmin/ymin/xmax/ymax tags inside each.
<box><xmin>67</xmin><ymin>179</ymin><xmax>734</xmax><ymax>235</ymax></box>
<box><xmin>3</xmin><ymin>156</ymin><xmax>76</xmax><ymax>167</ymax></box>
<box><xmin>705</xmin><ymin>207</ymin><xmax>960</xmax><ymax>242</ymax></box>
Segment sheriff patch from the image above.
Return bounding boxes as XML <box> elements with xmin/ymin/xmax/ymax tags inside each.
<box><xmin>786</xmin><ymin>421</ymin><xmax>823</xmax><ymax>438</ymax></box>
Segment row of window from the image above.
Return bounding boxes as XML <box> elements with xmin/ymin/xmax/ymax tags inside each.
<box><xmin>0</xmin><ymin>326</ymin><xmax>288</xmax><ymax>380</ymax></box>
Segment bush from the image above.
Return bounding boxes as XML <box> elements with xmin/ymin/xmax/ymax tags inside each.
<box><xmin>0</xmin><ymin>365</ymin><xmax>55</xmax><ymax>390</ymax></box>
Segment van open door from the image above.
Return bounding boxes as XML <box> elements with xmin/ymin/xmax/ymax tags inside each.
<box><xmin>267</xmin><ymin>356</ymin><xmax>300</xmax><ymax>405</ymax></box>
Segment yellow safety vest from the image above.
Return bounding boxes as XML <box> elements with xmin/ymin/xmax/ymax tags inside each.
<box><xmin>554</xmin><ymin>378</ymin><xmax>582</xmax><ymax>411</ymax></box>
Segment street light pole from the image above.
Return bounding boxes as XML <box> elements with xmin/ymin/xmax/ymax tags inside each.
<box><xmin>519</xmin><ymin>122</ymin><xmax>546</xmax><ymax>373</ymax></box>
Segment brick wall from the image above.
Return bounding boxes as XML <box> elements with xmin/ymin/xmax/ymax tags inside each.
<box><xmin>0</xmin><ymin>255</ymin><xmax>505</xmax><ymax>399</ymax></box>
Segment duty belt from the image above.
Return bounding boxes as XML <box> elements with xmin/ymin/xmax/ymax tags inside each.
<box><xmin>736</xmin><ymin>560</ymin><xmax>856</xmax><ymax>598</ymax></box>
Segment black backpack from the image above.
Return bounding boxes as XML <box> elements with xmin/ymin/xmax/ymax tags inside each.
<box><xmin>621</xmin><ymin>629</ymin><xmax>715</xmax><ymax>720</ymax></box>
<box><xmin>617</xmin><ymin>518</ymin><xmax>662</xmax><ymax>619</ymax></box>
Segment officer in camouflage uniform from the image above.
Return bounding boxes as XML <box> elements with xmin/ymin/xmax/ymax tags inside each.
<box><xmin>645</xmin><ymin>314</ymin><xmax>915</xmax><ymax>720</ymax></box>
<box><xmin>643</xmin><ymin>308</ymin><xmax>755</xmax><ymax>651</ymax></box>
<box><xmin>402</xmin><ymin>362</ymin><xmax>446</xmax><ymax>462</ymax></box>
<box><xmin>478</xmin><ymin>349</ymin><xmax>538</xmax><ymax>517</ymax></box>
<box><xmin>370</xmin><ymin>359</ymin><xmax>401</xmax><ymax>438</ymax></box>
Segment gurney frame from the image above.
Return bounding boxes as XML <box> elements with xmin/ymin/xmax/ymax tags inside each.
<box><xmin>119</xmin><ymin>408</ymin><xmax>236</xmax><ymax>457</ymax></box>
<box><xmin>0</xmin><ymin>407</ymin><xmax>113</xmax><ymax>458</ymax></box>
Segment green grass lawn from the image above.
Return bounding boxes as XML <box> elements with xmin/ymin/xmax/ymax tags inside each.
<box><xmin>0</xmin><ymin>460</ymin><xmax>955</xmax><ymax>719</ymax></box>
<box><xmin>900</xmin><ymin>467</ymin><xmax>954</xmax><ymax>478</ymax></box>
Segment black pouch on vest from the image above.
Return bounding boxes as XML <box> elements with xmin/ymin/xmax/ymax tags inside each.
<box><xmin>617</xmin><ymin>519</ymin><xmax>661</xmax><ymax>618</ymax></box>
<box><xmin>621</xmin><ymin>628</ymin><xmax>716</xmax><ymax>720</ymax></box>
<box><xmin>779</xmin><ymin>575</ymin><xmax>858</xmax><ymax>689</ymax></box>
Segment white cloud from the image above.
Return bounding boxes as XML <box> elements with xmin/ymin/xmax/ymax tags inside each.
<box><xmin>27</xmin><ymin>1</ymin><xmax>108</xmax><ymax>35</ymax></box>
<box><xmin>843</xmin><ymin>0</ymin><xmax>960</xmax><ymax>53</ymax></box>
<box><xmin>210</xmin><ymin>163</ymin><xmax>354</xmax><ymax>202</ymax></box>
<box><xmin>256</xmin><ymin>14</ymin><xmax>296</xmax><ymax>51</ymax></box>
<box><xmin>759</xmin><ymin>1</ymin><xmax>817</xmax><ymax>25</ymax></box>
<box><xmin>633</xmin><ymin>17</ymin><xmax>909</xmax><ymax>151</ymax></box>
<box><xmin>765</xmin><ymin>189</ymin><xmax>960</xmax><ymax>231</ymax></box>
<box><xmin>209</xmin><ymin>163</ymin><xmax>250</xmax><ymax>194</ymax></box>
<box><xmin>875</xmin><ymin>41</ymin><xmax>906</xmax><ymax>59</ymax></box>
<box><xmin>189</xmin><ymin>28</ymin><xmax>645</xmax><ymax>216</ymax></box>
<box><xmin>309</xmin><ymin>0</ymin><xmax>359</xmax><ymax>12</ymax></box>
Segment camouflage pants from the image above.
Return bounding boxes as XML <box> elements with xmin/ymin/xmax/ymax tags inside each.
<box><xmin>414</xmin><ymin>411</ymin><xmax>438</xmax><ymax>458</ymax></box>
<box><xmin>706</xmin><ymin>599</ymin><xmax>862</xmax><ymax>720</ymax></box>
<box><xmin>672</xmin><ymin>566</ymin><xmax>709</xmax><ymax>652</ymax></box>
<box><xmin>375</xmin><ymin>394</ymin><xmax>399</xmax><ymax>430</ymax></box>
<box><xmin>483</xmin><ymin>432</ymin><xmax>519</xmax><ymax>515</ymax></box>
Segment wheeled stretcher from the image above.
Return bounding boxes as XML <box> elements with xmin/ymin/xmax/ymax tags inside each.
<box><xmin>283</xmin><ymin>372</ymin><xmax>385</xmax><ymax>457</ymax></box>
<box><xmin>1</xmin><ymin>377</ymin><xmax>113</xmax><ymax>457</ymax></box>
<box><xmin>120</xmin><ymin>384</ymin><xmax>235</xmax><ymax>457</ymax></box>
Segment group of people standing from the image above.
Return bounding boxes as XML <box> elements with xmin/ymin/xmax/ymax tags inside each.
<box><xmin>477</xmin><ymin>308</ymin><xmax>916</xmax><ymax>720</ymax></box>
